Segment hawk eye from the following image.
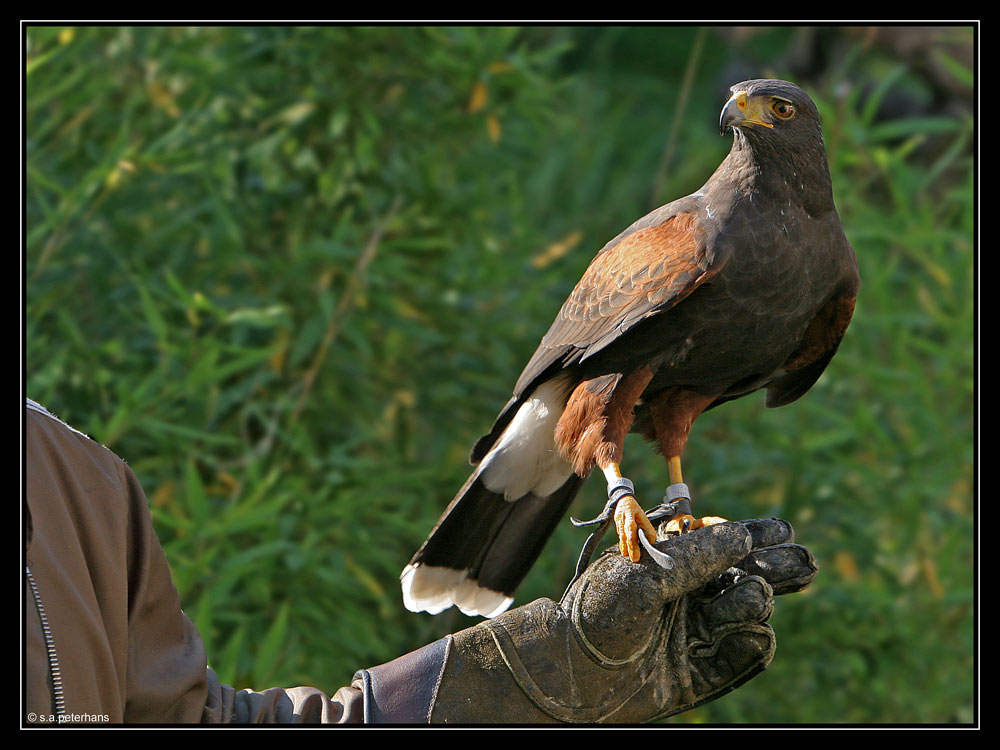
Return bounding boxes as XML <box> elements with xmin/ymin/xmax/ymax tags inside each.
<box><xmin>772</xmin><ymin>100</ymin><xmax>796</xmax><ymax>120</ymax></box>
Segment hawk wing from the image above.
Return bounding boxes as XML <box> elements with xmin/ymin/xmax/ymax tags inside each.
<box><xmin>469</xmin><ymin>201</ymin><xmax>725</xmax><ymax>466</ymax></box>
<box><xmin>514</xmin><ymin>200</ymin><xmax>724</xmax><ymax>397</ymax></box>
<box><xmin>765</xmin><ymin>279</ymin><xmax>859</xmax><ymax>408</ymax></box>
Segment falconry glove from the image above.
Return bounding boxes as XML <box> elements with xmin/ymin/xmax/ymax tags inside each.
<box><xmin>362</xmin><ymin>518</ymin><xmax>816</xmax><ymax>723</ymax></box>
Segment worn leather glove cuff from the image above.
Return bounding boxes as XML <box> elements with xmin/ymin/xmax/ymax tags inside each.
<box><xmin>356</xmin><ymin>635</ymin><xmax>451</xmax><ymax>723</ymax></box>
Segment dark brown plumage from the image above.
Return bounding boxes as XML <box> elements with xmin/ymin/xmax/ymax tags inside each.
<box><xmin>402</xmin><ymin>79</ymin><xmax>859</xmax><ymax>618</ymax></box>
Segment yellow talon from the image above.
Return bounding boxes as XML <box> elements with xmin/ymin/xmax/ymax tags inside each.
<box><xmin>664</xmin><ymin>514</ymin><xmax>728</xmax><ymax>535</ymax></box>
<box><xmin>614</xmin><ymin>494</ymin><xmax>657</xmax><ymax>562</ymax></box>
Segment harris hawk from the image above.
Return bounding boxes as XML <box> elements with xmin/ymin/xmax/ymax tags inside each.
<box><xmin>402</xmin><ymin>79</ymin><xmax>859</xmax><ymax>618</ymax></box>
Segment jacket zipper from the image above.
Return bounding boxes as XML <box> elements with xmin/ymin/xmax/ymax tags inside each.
<box><xmin>26</xmin><ymin>565</ymin><xmax>66</xmax><ymax>720</ymax></box>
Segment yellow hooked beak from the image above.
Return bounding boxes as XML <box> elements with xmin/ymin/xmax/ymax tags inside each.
<box><xmin>719</xmin><ymin>90</ymin><xmax>775</xmax><ymax>134</ymax></box>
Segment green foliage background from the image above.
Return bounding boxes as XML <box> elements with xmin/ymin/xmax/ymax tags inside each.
<box><xmin>24</xmin><ymin>25</ymin><xmax>975</xmax><ymax>724</ymax></box>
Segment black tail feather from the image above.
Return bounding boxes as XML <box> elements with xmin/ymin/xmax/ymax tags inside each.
<box><xmin>408</xmin><ymin>470</ymin><xmax>585</xmax><ymax>601</ymax></box>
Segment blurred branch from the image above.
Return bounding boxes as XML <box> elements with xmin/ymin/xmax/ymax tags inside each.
<box><xmin>650</xmin><ymin>27</ymin><xmax>706</xmax><ymax>208</ymax></box>
<box><xmin>289</xmin><ymin>195</ymin><xmax>403</xmax><ymax>427</ymax></box>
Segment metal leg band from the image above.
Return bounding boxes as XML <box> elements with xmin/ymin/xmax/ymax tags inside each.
<box><xmin>664</xmin><ymin>482</ymin><xmax>690</xmax><ymax>502</ymax></box>
<box><xmin>607</xmin><ymin>477</ymin><xmax>635</xmax><ymax>504</ymax></box>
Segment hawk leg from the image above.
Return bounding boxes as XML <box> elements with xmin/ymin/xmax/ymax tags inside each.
<box><xmin>660</xmin><ymin>455</ymin><xmax>727</xmax><ymax>535</ymax></box>
<box><xmin>646</xmin><ymin>392</ymin><xmax>729</xmax><ymax>535</ymax></box>
<box><xmin>556</xmin><ymin>367</ymin><xmax>661</xmax><ymax>563</ymax></box>
<box><xmin>602</xmin><ymin>462</ymin><xmax>657</xmax><ymax>563</ymax></box>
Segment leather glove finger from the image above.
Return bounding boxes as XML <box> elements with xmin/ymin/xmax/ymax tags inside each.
<box><xmin>700</xmin><ymin>574</ymin><xmax>775</xmax><ymax>630</ymax></box>
<box><xmin>711</xmin><ymin>519</ymin><xmax>818</xmax><ymax>596</ymax></box>
<box><xmin>737</xmin><ymin>543</ymin><xmax>817</xmax><ymax>595</ymax></box>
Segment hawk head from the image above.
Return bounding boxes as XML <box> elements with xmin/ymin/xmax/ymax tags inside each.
<box><xmin>719</xmin><ymin>78</ymin><xmax>832</xmax><ymax>214</ymax></box>
<box><xmin>720</xmin><ymin>79</ymin><xmax>825</xmax><ymax>146</ymax></box>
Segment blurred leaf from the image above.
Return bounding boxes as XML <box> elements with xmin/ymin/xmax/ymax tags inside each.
<box><xmin>253</xmin><ymin>601</ymin><xmax>291</xmax><ymax>688</ymax></box>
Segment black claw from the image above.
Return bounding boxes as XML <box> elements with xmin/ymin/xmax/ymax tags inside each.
<box><xmin>638</xmin><ymin>527</ymin><xmax>675</xmax><ymax>570</ymax></box>
<box><xmin>644</xmin><ymin>497</ymin><xmax>693</xmax><ymax>524</ymax></box>
<box><xmin>569</xmin><ymin>496</ymin><xmax>618</xmax><ymax>528</ymax></box>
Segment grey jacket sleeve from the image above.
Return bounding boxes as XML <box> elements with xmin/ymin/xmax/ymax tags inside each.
<box><xmin>201</xmin><ymin>668</ymin><xmax>365</xmax><ymax>723</ymax></box>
